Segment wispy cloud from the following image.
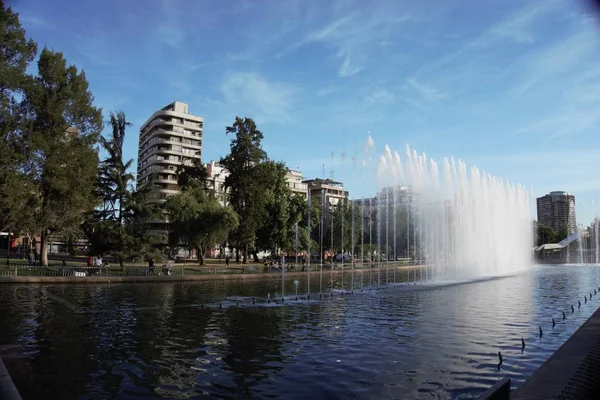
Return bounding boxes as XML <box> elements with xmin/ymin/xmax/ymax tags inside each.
<box><xmin>517</xmin><ymin>109</ymin><xmax>600</xmax><ymax>138</ymax></box>
<box><xmin>155</xmin><ymin>0</ymin><xmax>186</xmax><ymax>49</ymax></box>
<box><xmin>363</xmin><ymin>89</ymin><xmax>394</xmax><ymax>107</ymax></box>
<box><xmin>157</xmin><ymin>25</ymin><xmax>185</xmax><ymax>48</ymax></box>
<box><xmin>416</xmin><ymin>1</ymin><xmax>563</xmax><ymax>78</ymax></box>
<box><xmin>483</xmin><ymin>1</ymin><xmax>562</xmax><ymax>45</ymax></box>
<box><xmin>19</xmin><ymin>14</ymin><xmax>50</xmax><ymax>29</ymax></box>
<box><xmin>75</xmin><ymin>32</ymin><xmax>114</xmax><ymax>66</ymax></box>
<box><xmin>406</xmin><ymin>78</ymin><xmax>445</xmax><ymax>102</ymax></box>
<box><xmin>219</xmin><ymin>72</ymin><xmax>299</xmax><ymax>124</ymax></box>
<box><xmin>279</xmin><ymin>5</ymin><xmax>413</xmax><ymax>78</ymax></box>
<box><xmin>307</xmin><ymin>15</ymin><xmax>354</xmax><ymax>41</ymax></box>
<box><xmin>506</xmin><ymin>26</ymin><xmax>598</xmax><ymax>98</ymax></box>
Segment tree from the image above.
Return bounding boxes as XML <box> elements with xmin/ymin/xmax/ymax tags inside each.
<box><xmin>97</xmin><ymin>111</ymin><xmax>133</xmax><ymax>222</ymax></box>
<box><xmin>220</xmin><ymin>117</ymin><xmax>268</xmax><ymax>264</ymax></box>
<box><xmin>83</xmin><ymin>111</ymin><xmax>165</xmax><ymax>267</ymax></box>
<box><xmin>536</xmin><ymin>224</ymin><xmax>556</xmax><ymax>246</ymax></box>
<box><xmin>253</xmin><ymin>160</ymin><xmax>293</xmax><ymax>258</ymax></box>
<box><xmin>323</xmin><ymin>200</ymin><xmax>360</xmax><ymax>257</ymax></box>
<box><xmin>163</xmin><ymin>183</ymin><xmax>239</xmax><ymax>265</ymax></box>
<box><xmin>177</xmin><ymin>157</ymin><xmax>209</xmax><ymax>190</ymax></box>
<box><xmin>0</xmin><ymin>2</ymin><xmax>37</xmax><ymax>235</ymax></box>
<box><xmin>83</xmin><ymin>187</ymin><xmax>164</xmax><ymax>266</ymax></box>
<box><xmin>22</xmin><ymin>48</ymin><xmax>103</xmax><ymax>265</ymax></box>
<box><xmin>554</xmin><ymin>225</ymin><xmax>569</xmax><ymax>243</ymax></box>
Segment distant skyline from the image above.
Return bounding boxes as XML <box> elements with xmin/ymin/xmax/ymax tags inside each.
<box><xmin>10</xmin><ymin>0</ymin><xmax>600</xmax><ymax>224</ymax></box>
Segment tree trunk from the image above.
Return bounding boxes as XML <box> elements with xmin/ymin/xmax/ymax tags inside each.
<box><xmin>197</xmin><ymin>246</ymin><xmax>204</xmax><ymax>265</ymax></box>
<box><xmin>235</xmin><ymin>248</ymin><xmax>240</xmax><ymax>263</ymax></box>
<box><xmin>243</xmin><ymin>244</ymin><xmax>248</xmax><ymax>264</ymax></box>
<box><xmin>40</xmin><ymin>231</ymin><xmax>49</xmax><ymax>266</ymax></box>
<box><xmin>252</xmin><ymin>251</ymin><xmax>259</xmax><ymax>263</ymax></box>
<box><xmin>118</xmin><ymin>256</ymin><xmax>124</xmax><ymax>269</ymax></box>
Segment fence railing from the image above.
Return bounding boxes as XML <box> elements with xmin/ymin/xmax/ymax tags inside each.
<box><xmin>0</xmin><ymin>261</ymin><xmax>415</xmax><ymax>278</ymax></box>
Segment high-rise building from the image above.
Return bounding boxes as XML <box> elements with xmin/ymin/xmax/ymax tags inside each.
<box><xmin>536</xmin><ymin>191</ymin><xmax>577</xmax><ymax>234</ymax></box>
<box><xmin>136</xmin><ymin>101</ymin><xmax>203</xmax><ymax>232</ymax></box>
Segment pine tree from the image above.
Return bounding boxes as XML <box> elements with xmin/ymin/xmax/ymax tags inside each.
<box><xmin>23</xmin><ymin>49</ymin><xmax>103</xmax><ymax>265</ymax></box>
<box><xmin>220</xmin><ymin>117</ymin><xmax>268</xmax><ymax>263</ymax></box>
<box><xmin>0</xmin><ymin>2</ymin><xmax>38</xmax><ymax>235</ymax></box>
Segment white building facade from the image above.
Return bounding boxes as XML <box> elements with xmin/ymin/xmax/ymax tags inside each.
<box><xmin>136</xmin><ymin>101</ymin><xmax>203</xmax><ymax>233</ymax></box>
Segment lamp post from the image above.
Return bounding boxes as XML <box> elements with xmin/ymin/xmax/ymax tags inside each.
<box><xmin>5</xmin><ymin>232</ymin><xmax>11</xmax><ymax>266</ymax></box>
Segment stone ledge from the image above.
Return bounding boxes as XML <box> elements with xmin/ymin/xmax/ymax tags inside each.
<box><xmin>512</xmin><ymin>304</ymin><xmax>600</xmax><ymax>399</ymax></box>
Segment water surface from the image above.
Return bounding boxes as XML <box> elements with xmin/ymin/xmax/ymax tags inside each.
<box><xmin>1</xmin><ymin>264</ymin><xmax>599</xmax><ymax>399</ymax></box>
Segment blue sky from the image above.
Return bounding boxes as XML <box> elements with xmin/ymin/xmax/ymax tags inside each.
<box><xmin>10</xmin><ymin>0</ymin><xmax>600</xmax><ymax>224</ymax></box>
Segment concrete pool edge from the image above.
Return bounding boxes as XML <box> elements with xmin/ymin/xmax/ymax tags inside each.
<box><xmin>0</xmin><ymin>265</ymin><xmax>425</xmax><ymax>284</ymax></box>
<box><xmin>0</xmin><ymin>355</ymin><xmax>22</xmax><ymax>400</ymax></box>
<box><xmin>511</xmin><ymin>301</ymin><xmax>600</xmax><ymax>399</ymax></box>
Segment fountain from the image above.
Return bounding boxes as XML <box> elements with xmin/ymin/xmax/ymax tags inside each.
<box><xmin>375</xmin><ymin>142</ymin><xmax>532</xmax><ymax>280</ymax></box>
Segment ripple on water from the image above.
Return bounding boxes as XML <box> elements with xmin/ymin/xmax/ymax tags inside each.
<box><xmin>1</xmin><ymin>265</ymin><xmax>600</xmax><ymax>399</ymax></box>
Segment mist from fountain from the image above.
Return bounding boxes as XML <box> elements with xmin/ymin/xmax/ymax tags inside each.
<box><xmin>376</xmin><ymin>142</ymin><xmax>533</xmax><ymax>281</ymax></box>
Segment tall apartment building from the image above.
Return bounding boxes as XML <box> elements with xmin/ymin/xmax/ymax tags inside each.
<box><xmin>136</xmin><ymin>101</ymin><xmax>203</xmax><ymax>232</ymax></box>
<box><xmin>536</xmin><ymin>191</ymin><xmax>577</xmax><ymax>234</ymax></box>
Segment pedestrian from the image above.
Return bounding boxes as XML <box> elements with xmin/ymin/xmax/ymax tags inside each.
<box><xmin>225</xmin><ymin>254</ymin><xmax>230</xmax><ymax>266</ymax></box>
<box><xmin>148</xmin><ymin>257</ymin><xmax>155</xmax><ymax>274</ymax></box>
<box><xmin>87</xmin><ymin>255</ymin><xmax>93</xmax><ymax>267</ymax></box>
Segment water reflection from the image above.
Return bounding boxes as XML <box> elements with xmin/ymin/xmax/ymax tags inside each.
<box><xmin>0</xmin><ymin>265</ymin><xmax>599</xmax><ymax>399</ymax></box>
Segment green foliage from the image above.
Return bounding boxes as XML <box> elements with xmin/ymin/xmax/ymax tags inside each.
<box><xmin>254</xmin><ymin>160</ymin><xmax>293</xmax><ymax>254</ymax></box>
<box><xmin>177</xmin><ymin>158</ymin><xmax>209</xmax><ymax>190</ymax></box>
<box><xmin>83</xmin><ymin>111</ymin><xmax>162</xmax><ymax>266</ymax></box>
<box><xmin>0</xmin><ymin>2</ymin><xmax>37</xmax><ymax>234</ymax></box>
<box><xmin>97</xmin><ymin>111</ymin><xmax>133</xmax><ymax>222</ymax></box>
<box><xmin>535</xmin><ymin>224</ymin><xmax>571</xmax><ymax>246</ymax></box>
<box><xmin>536</xmin><ymin>224</ymin><xmax>555</xmax><ymax>246</ymax></box>
<box><xmin>163</xmin><ymin>183</ymin><xmax>239</xmax><ymax>265</ymax></box>
<box><xmin>21</xmin><ymin>48</ymin><xmax>103</xmax><ymax>265</ymax></box>
<box><xmin>220</xmin><ymin>117</ymin><xmax>268</xmax><ymax>263</ymax></box>
<box><xmin>555</xmin><ymin>225</ymin><xmax>569</xmax><ymax>243</ymax></box>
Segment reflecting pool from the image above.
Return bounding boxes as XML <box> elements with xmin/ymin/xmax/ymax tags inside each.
<box><xmin>1</xmin><ymin>264</ymin><xmax>599</xmax><ymax>399</ymax></box>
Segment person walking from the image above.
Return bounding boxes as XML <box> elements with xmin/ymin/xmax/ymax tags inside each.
<box><xmin>148</xmin><ymin>257</ymin><xmax>155</xmax><ymax>275</ymax></box>
<box><xmin>225</xmin><ymin>254</ymin><xmax>230</xmax><ymax>267</ymax></box>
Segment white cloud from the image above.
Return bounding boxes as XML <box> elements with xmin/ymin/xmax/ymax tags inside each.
<box><xmin>307</xmin><ymin>15</ymin><xmax>354</xmax><ymax>41</ymax></box>
<box><xmin>75</xmin><ymin>32</ymin><xmax>114</xmax><ymax>66</ymax></box>
<box><xmin>517</xmin><ymin>110</ymin><xmax>600</xmax><ymax>138</ymax></box>
<box><xmin>157</xmin><ymin>25</ymin><xmax>185</xmax><ymax>48</ymax></box>
<box><xmin>406</xmin><ymin>78</ymin><xmax>445</xmax><ymax>102</ymax></box>
<box><xmin>279</xmin><ymin>4</ymin><xmax>413</xmax><ymax>78</ymax></box>
<box><xmin>416</xmin><ymin>1</ymin><xmax>564</xmax><ymax>78</ymax></box>
<box><xmin>363</xmin><ymin>89</ymin><xmax>394</xmax><ymax>107</ymax></box>
<box><xmin>483</xmin><ymin>1</ymin><xmax>562</xmax><ymax>45</ymax></box>
<box><xmin>506</xmin><ymin>26</ymin><xmax>598</xmax><ymax>98</ymax></box>
<box><xmin>20</xmin><ymin>15</ymin><xmax>50</xmax><ymax>28</ymax></box>
<box><xmin>219</xmin><ymin>72</ymin><xmax>299</xmax><ymax>124</ymax></box>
